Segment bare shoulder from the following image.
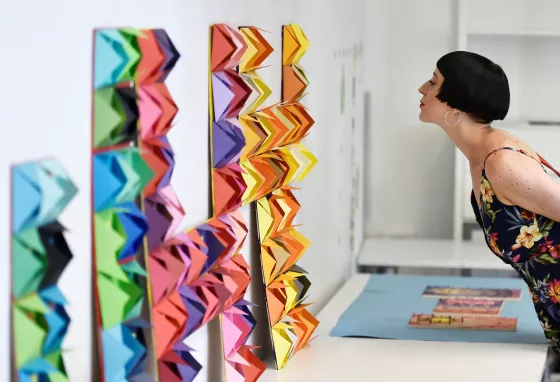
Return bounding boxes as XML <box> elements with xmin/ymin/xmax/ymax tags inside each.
<box><xmin>483</xmin><ymin>142</ymin><xmax>560</xmax><ymax>221</ymax></box>
<box><xmin>483</xmin><ymin>130</ymin><xmax>541</xmax><ymax>180</ymax></box>
<box><xmin>484</xmin><ymin>148</ymin><xmax>542</xmax><ymax>177</ymax></box>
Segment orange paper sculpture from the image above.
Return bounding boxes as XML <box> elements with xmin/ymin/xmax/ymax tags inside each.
<box><xmin>282</xmin><ymin>25</ymin><xmax>310</xmax><ymax>102</ymax></box>
<box><xmin>253</xmin><ymin>24</ymin><xmax>319</xmax><ymax>370</ymax></box>
<box><xmin>209</xmin><ymin>21</ymin><xmax>319</xmax><ymax>374</ymax></box>
<box><xmin>210</xmin><ymin>24</ymin><xmax>275</xmax><ymax>216</ymax></box>
<box><xmin>207</xmin><ymin>23</ymin><xmax>268</xmax><ymax>381</ymax></box>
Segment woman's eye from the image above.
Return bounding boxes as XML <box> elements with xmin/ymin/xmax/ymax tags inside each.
<box><xmin>428</xmin><ymin>80</ymin><xmax>435</xmax><ymax>85</ymax></box>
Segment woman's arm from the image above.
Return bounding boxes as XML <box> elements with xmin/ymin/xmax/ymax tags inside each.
<box><xmin>485</xmin><ymin>150</ymin><xmax>560</xmax><ymax>222</ymax></box>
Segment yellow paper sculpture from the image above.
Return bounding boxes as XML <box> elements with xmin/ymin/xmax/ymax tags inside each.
<box><xmin>254</xmin><ymin>24</ymin><xmax>319</xmax><ymax>370</ymax></box>
<box><xmin>209</xmin><ymin>22</ymin><xmax>319</xmax><ymax>372</ymax></box>
<box><xmin>208</xmin><ymin>23</ymin><xmax>272</xmax><ymax>381</ymax></box>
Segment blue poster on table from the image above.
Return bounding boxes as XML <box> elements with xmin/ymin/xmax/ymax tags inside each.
<box><xmin>330</xmin><ymin>274</ymin><xmax>548</xmax><ymax>344</ymax></box>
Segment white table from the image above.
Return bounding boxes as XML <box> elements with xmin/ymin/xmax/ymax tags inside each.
<box><xmin>358</xmin><ymin>238</ymin><xmax>513</xmax><ymax>273</ymax></box>
<box><xmin>260</xmin><ymin>275</ymin><xmax>548</xmax><ymax>382</ymax></box>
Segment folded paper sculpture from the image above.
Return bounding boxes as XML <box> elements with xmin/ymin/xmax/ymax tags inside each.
<box><xmin>204</xmin><ymin>23</ymin><xmax>269</xmax><ymax>381</ymax></box>
<box><xmin>210</xmin><ymin>22</ymin><xmax>319</xmax><ymax>371</ymax></box>
<box><xmin>11</xmin><ymin>159</ymin><xmax>78</xmax><ymax>382</ymax></box>
<box><xmin>282</xmin><ymin>25</ymin><xmax>310</xmax><ymax>102</ymax></box>
<box><xmin>210</xmin><ymin>24</ymin><xmax>275</xmax><ymax>216</ymax></box>
<box><xmin>150</xmin><ymin>210</ymin><xmax>262</xmax><ymax>382</ymax></box>
<box><xmin>254</xmin><ymin>24</ymin><xmax>319</xmax><ymax>370</ymax></box>
<box><xmin>92</xmin><ymin>27</ymin><xmax>182</xmax><ymax>381</ymax></box>
<box><xmin>211</xmin><ymin>25</ymin><xmax>317</xmax><ymax>218</ymax></box>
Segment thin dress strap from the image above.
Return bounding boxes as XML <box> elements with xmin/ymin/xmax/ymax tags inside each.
<box><xmin>483</xmin><ymin>146</ymin><xmax>546</xmax><ymax>172</ymax></box>
<box><xmin>537</xmin><ymin>153</ymin><xmax>560</xmax><ymax>177</ymax></box>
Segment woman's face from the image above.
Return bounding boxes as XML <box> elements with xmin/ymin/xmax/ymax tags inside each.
<box><xmin>418</xmin><ymin>68</ymin><xmax>450</xmax><ymax>125</ymax></box>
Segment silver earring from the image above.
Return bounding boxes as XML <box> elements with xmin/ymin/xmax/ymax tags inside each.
<box><xmin>445</xmin><ymin>111</ymin><xmax>460</xmax><ymax>127</ymax></box>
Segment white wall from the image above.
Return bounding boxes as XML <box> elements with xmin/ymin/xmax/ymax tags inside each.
<box><xmin>0</xmin><ymin>0</ymin><xmax>365</xmax><ymax>380</ymax></box>
<box><xmin>364</xmin><ymin>0</ymin><xmax>560</xmax><ymax>240</ymax></box>
<box><xmin>363</xmin><ymin>0</ymin><xmax>389</xmax><ymax>237</ymax></box>
<box><xmin>364</xmin><ymin>0</ymin><xmax>456</xmax><ymax>239</ymax></box>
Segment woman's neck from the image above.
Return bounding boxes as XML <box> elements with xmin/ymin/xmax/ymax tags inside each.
<box><xmin>442</xmin><ymin>117</ymin><xmax>493</xmax><ymax>167</ymax></box>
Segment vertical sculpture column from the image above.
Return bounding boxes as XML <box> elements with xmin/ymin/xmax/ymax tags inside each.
<box><xmin>10</xmin><ymin>159</ymin><xmax>77</xmax><ymax>381</ymax></box>
<box><xmin>143</xmin><ymin>23</ymin><xmax>267</xmax><ymax>381</ymax></box>
<box><xmin>210</xmin><ymin>22</ymin><xmax>318</xmax><ymax>371</ymax></box>
<box><xmin>91</xmin><ymin>28</ymin><xmax>180</xmax><ymax>381</ymax></box>
<box><xmin>253</xmin><ymin>23</ymin><xmax>319</xmax><ymax>370</ymax></box>
<box><xmin>210</xmin><ymin>23</ymin><xmax>250</xmax><ymax>215</ymax></box>
<box><xmin>212</xmin><ymin>22</ymin><xmax>319</xmax><ymax>370</ymax></box>
<box><xmin>208</xmin><ymin>23</ymin><xmax>271</xmax><ymax>381</ymax></box>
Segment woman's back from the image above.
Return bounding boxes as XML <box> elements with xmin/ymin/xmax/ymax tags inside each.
<box><xmin>471</xmin><ymin>146</ymin><xmax>560</xmax><ymax>353</ymax></box>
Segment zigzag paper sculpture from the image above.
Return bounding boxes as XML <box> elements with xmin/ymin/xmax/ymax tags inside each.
<box><xmin>210</xmin><ymin>22</ymin><xmax>319</xmax><ymax>371</ymax></box>
<box><xmin>11</xmin><ymin>159</ymin><xmax>78</xmax><ymax>382</ymax></box>
<box><xmin>215</xmin><ymin>98</ymin><xmax>317</xmax><ymax>213</ymax></box>
<box><xmin>282</xmin><ymin>25</ymin><xmax>310</xmax><ymax>102</ymax></box>
<box><xmin>206</xmin><ymin>22</ymin><xmax>268</xmax><ymax>381</ymax></box>
<box><xmin>149</xmin><ymin>211</ymin><xmax>262</xmax><ymax>382</ymax></box>
<box><xmin>252</xmin><ymin>24</ymin><xmax>319</xmax><ymax>370</ymax></box>
<box><xmin>92</xmin><ymin>27</ymin><xmax>181</xmax><ymax>381</ymax></box>
<box><xmin>209</xmin><ymin>21</ymin><xmax>319</xmax><ymax>372</ymax></box>
<box><xmin>211</xmin><ymin>24</ymin><xmax>275</xmax><ymax>216</ymax></box>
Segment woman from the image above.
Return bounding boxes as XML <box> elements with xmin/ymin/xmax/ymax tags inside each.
<box><xmin>418</xmin><ymin>51</ymin><xmax>560</xmax><ymax>353</ymax></box>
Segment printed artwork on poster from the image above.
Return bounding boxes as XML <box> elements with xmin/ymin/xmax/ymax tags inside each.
<box><xmin>340</xmin><ymin>64</ymin><xmax>345</xmax><ymax>115</ymax></box>
<box><xmin>433</xmin><ymin>298</ymin><xmax>504</xmax><ymax>316</ymax></box>
<box><xmin>348</xmin><ymin>41</ymin><xmax>361</xmax><ymax>256</ymax></box>
<box><xmin>351</xmin><ymin>75</ymin><xmax>356</xmax><ymax>107</ymax></box>
<box><xmin>422</xmin><ymin>286</ymin><xmax>522</xmax><ymax>300</ymax></box>
<box><xmin>349</xmin><ymin>117</ymin><xmax>358</xmax><ymax>253</ymax></box>
<box><xmin>408</xmin><ymin>313</ymin><xmax>517</xmax><ymax>332</ymax></box>
<box><xmin>351</xmin><ymin>43</ymin><xmax>357</xmax><ymax>107</ymax></box>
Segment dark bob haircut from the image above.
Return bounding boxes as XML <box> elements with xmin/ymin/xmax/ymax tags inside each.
<box><xmin>436</xmin><ymin>51</ymin><xmax>510</xmax><ymax>123</ymax></box>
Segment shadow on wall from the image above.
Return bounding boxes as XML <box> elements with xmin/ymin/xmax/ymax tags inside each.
<box><xmin>249</xmin><ymin>207</ymin><xmax>274</xmax><ymax>362</ymax></box>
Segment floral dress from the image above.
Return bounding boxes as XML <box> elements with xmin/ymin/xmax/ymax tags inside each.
<box><xmin>470</xmin><ymin>147</ymin><xmax>560</xmax><ymax>354</ymax></box>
